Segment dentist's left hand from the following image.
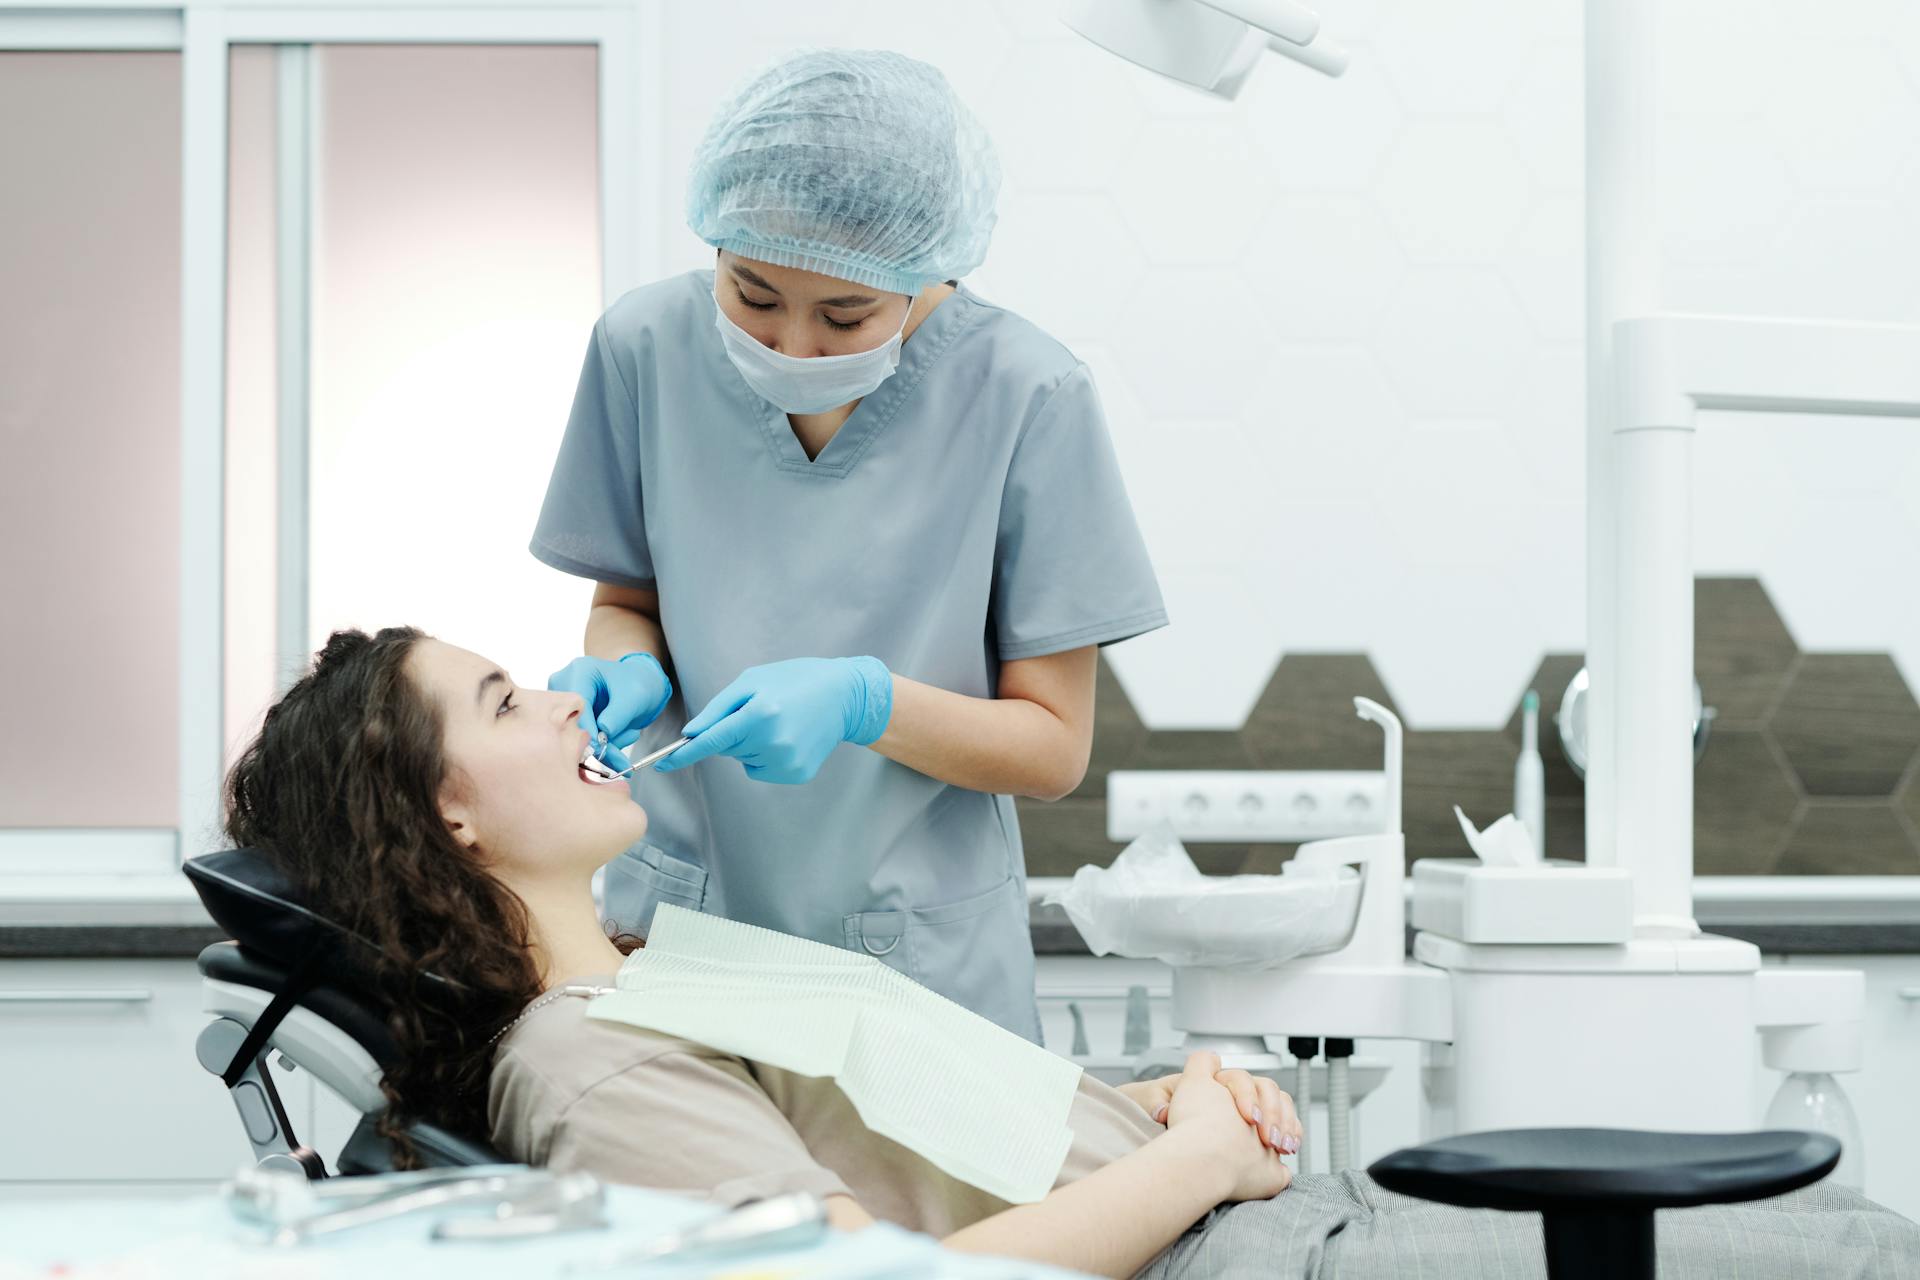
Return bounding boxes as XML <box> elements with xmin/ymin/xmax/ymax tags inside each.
<box><xmin>548</xmin><ymin>652</ymin><xmax>673</xmax><ymax>772</ymax></box>
<box><xmin>656</xmin><ymin>656</ymin><xmax>893</xmax><ymax>784</ymax></box>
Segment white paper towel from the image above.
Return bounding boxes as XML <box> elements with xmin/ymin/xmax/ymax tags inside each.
<box><xmin>1453</xmin><ymin>805</ymin><xmax>1543</xmax><ymax>866</ymax></box>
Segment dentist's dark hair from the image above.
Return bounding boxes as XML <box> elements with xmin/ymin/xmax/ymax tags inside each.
<box><xmin>222</xmin><ymin>627</ymin><xmax>626</xmax><ymax>1167</ymax></box>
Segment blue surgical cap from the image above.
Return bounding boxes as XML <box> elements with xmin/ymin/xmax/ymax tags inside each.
<box><xmin>687</xmin><ymin>49</ymin><xmax>1001</xmax><ymax>296</ymax></box>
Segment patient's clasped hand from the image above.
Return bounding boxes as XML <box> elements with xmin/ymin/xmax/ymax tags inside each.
<box><xmin>589</xmin><ymin>904</ymin><xmax>1083</xmax><ymax>1204</ymax></box>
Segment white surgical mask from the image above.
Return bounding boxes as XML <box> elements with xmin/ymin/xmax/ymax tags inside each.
<box><xmin>712</xmin><ymin>290</ymin><xmax>911</xmax><ymax>415</ymax></box>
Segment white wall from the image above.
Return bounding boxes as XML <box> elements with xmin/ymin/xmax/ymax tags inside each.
<box><xmin>652</xmin><ymin>0</ymin><xmax>1920</xmax><ymax>730</ymax></box>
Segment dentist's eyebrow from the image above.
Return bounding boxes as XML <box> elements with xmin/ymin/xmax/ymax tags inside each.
<box><xmin>730</xmin><ymin>264</ymin><xmax>781</xmax><ymax>293</ymax></box>
<box><xmin>476</xmin><ymin>670</ymin><xmax>508</xmax><ymax>708</ymax></box>
<box><xmin>732</xmin><ymin>262</ymin><xmax>877</xmax><ymax>309</ymax></box>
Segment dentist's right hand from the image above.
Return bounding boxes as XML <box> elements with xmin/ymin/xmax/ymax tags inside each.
<box><xmin>547</xmin><ymin>652</ymin><xmax>673</xmax><ymax>772</ymax></box>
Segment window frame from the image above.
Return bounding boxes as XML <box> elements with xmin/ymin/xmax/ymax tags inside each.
<box><xmin>0</xmin><ymin>0</ymin><xmax>662</xmax><ymax>877</ymax></box>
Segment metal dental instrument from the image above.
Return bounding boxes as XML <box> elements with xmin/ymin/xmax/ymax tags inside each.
<box><xmin>563</xmin><ymin>1192</ymin><xmax>827</xmax><ymax>1275</ymax></box>
<box><xmin>586</xmin><ymin>736</ymin><xmax>692</xmax><ymax>781</ymax></box>
<box><xmin>229</xmin><ymin>1165</ymin><xmax>605</xmax><ymax>1246</ymax></box>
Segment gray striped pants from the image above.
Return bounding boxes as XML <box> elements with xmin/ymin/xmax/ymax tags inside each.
<box><xmin>1136</xmin><ymin>1172</ymin><xmax>1920</xmax><ymax>1279</ymax></box>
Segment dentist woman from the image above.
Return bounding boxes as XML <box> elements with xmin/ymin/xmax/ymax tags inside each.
<box><xmin>533</xmin><ymin>50</ymin><xmax>1164</xmax><ymax>1040</ymax></box>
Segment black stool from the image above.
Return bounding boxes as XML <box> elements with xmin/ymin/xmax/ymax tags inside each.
<box><xmin>1369</xmin><ymin>1127</ymin><xmax>1840</xmax><ymax>1280</ymax></box>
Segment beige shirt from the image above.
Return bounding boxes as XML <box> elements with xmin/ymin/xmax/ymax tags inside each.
<box><xmin>487</xmin><ymin>976</ymin><xmax>1161</xmax><ymax>1236</ymax></box>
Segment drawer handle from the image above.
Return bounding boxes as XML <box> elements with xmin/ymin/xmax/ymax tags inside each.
<box><xmin>0</xmin><ymin>989</ymin><xmax>153</xmax><ymax>1004</ymax></box>
<box><xmin>1898</xmin><ymin>988</ymin><xmax>1920</xmax><ymax>1002</ymax></box>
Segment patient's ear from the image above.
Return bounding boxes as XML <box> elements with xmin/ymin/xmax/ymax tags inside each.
<box><xmin>438</xmin><ymin>777</ymin><xmax>480</xmax><ymax>852</ymax></box>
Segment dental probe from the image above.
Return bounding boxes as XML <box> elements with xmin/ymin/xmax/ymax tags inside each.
<box><xmin>582</xmin><ymin>736</ymin><xmax>691</xmax><ymax>781</ymax></box>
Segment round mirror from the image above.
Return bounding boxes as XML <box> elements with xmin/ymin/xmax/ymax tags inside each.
<box><xmin>1555</xmin><ymin>667</ymin><xmax>1716</xmax><ymax>779</ymax></box>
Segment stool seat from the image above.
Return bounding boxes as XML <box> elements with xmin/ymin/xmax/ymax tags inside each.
<box><xmin>1373</xmin><ymin>1127</ymin><xmax>1839</xmax><ymax>1211</ymax></box>
<box><xmin>1371</xmin><ymin>1128</ymin><xmax>1842</xmax><ymax>1280</ymax></box>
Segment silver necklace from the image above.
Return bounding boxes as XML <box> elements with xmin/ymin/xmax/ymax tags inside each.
<box><xmin>489</xmin><ymin>983</ymin><xmax>610</xmax><ymax>1047</ymax></box>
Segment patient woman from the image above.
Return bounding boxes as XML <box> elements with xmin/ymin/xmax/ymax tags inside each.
<box><xmin>225</xmin><ymin>628</ymin><xmax>1917</xmax><ymax>1280</ymax></box>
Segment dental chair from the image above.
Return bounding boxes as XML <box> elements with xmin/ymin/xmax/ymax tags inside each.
<box><xmin>184</xmin><ymin>848</ymin><xmax>506</xmax><ymax>1178</ymax></box>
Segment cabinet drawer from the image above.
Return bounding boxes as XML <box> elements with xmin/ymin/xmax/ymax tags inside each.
<box><xmin>0</xmin><ymin>958</ymin><xmax>304</xmax><ymax>1181</ymax></box>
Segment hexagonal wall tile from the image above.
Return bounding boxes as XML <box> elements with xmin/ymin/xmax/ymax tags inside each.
<box><xmin>1499</xmin><ymin>340</ymin><xmax>1585</xmax><ymax>504</ymax></box>
<box><xmin>1760</xmin><ymin>38</ymin><xmax>1917</xmax><ymax>195</ymax></box>
<box><xmin>1242</xmin><ymin>343</ymin><xmax>1405</xmax><ymax>502</ymax></box>
<box><xmin>1243</xmin><ymin>654</ymin><xmax>1400</xmax><ymax>771</ymax></box>
<box><xmin>1112</xmin><ymin>268</ymin><xmax>1284</xmax><ymax>418</ymax></box>
<box><xmin>1107</xmin><ymin>115</ymin><xmax>1279</xmax><ymax>267</ymax></box>
<box><xmin>1500</xmin><ymin>192</ymin><xmax>1583</xmax><ymax>342</ymax></box>
<box><xmin>1900</xmin><ymin>767</ymin><xmax>1920</xmax><ymax>842</ymax></box>
<box><xmin>1693</xmin><ymin>731</ymin><xmax>1801</xmax><ymax>875</ymax></box>
<box><xmin>831</xmin><ymin>0</ymin><xmax>1012</xmax><ymax>107</ymax></box>
<box><xmin>1104</xmin><ymin>563</ymin><xmax>1285</xmax><ymax>729</ymax></box>
<box><xmin>1245</xmin><ymin>195</ymin><xmax>1406</xmax><ymax>342</ymax></box>
<box><xmin>975</xmin><ymin>191</ymin><xmax>1146</xmax><ymax>344</ymax></box>
<box><xmin>1372</xmin><ymin>267</ymin><xmax>1536</xmax><ymax>418</ymax></box>
<box><xmin>1132</xmin><ymin>729</ymin><xmax>1258</xmax><ymax>774</ymax></box>
<box><xmin>1655</xmin><ymin>113</ymin><xmax>1797</xmax><ymax>267</ymax></box>
<box><xmin>1117</xmin><ymin>418</ymin><xmax>1272</xmax><ymax>568</ymax></box>
<box><xmin>1235</xmin><ymin>42</ymin><xmax>1406</xmax><ymax>192</ymax></box>
<box><xmin>1770</xmin><ymin>654</ymin><xmax>1920</xmax><ymax>797</ymax></box>
<box><xmin>1694</xmin><ymin>578</ymin><xmax>1798</xmax><ymax>727</ymax></box>
<box><xmin>1499</xmin><ymin>41</ymin><xmax>1583</xmax><ymax>192</ymax></box>
<box><xmin>1766</xmin><ymin>198</ymin><xmax>1920</xmax><ymax>325</ymax></box>
<box><xmin>1373</xmin><ymin>0</ymin><xmax>1566</xmax><ymax>113</ymax></box>
<box><xmin>980</xmin><ymin>38</ymin><xmax>1149</xmax><ymax>193</ymax></box>
<box><xmin>1774</xmin><ymin>803</ymin><xmax>1920</xmax><ymax>875</ymax></box>
<box><xmin>1373</xmin><ymin>118</ymin><xmax>1535</xmax><ymax>264</ymax></box>
<box><xmin>1403</xmin><ymin>730</ymin><xmax>1517</xmax><ymax>862</ymax></box>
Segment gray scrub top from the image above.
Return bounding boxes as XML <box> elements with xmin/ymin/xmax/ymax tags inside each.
<box><xmin>530</xmin><ymin>270</ymin><xmax>1166</xmax><ymax>1040</ymax></box>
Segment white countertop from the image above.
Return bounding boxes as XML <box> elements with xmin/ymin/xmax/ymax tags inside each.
<box><xmin>7</xmin><ymin>869</ymin><xmax>1920</xmax><ymax>930</ymax></box>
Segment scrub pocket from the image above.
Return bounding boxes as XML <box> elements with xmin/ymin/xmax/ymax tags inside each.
<box><xmin>842</xmin><ymin>875</ymin><xmax>1036</xmax><ymax>1034</ymax></box>
<box><xmin>604</xmin><ymin>842</ymin><xmax>708</xmax><ymax>938</ymax></box>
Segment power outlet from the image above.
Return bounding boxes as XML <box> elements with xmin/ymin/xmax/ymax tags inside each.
<box><xmin>1106</xmin><ymin>770</ymin><xmax>1389</xmax><ymax>843</ymax></box>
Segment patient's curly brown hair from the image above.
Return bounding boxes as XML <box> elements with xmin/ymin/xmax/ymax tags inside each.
<box><xmin>223</xmin><ymin>626</ymin><xmax>637</xmax><ymax>1166</ymax></box>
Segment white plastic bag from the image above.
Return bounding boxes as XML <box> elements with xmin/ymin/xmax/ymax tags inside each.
<box><xmin>1043</xmin><ymin>824</ymin><xmax>1361</xmax><ymax>970</ymax></box>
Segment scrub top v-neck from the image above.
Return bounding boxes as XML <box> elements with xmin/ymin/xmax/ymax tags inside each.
<box><xmin>531</xmin><ymin>269</ymin><xmax>1166</xmax><ymax>1040</ymax></box>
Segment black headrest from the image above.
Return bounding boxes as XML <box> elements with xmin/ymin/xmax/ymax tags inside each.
<box><xmin>184</xmin><ymin>848</ymin><xmax>379</xmax><ymax>985</ymax></box>
<box><xmin>184</xmin><ymin>848</ymin><xmax>457</xmax><ymax>998</ymax></box>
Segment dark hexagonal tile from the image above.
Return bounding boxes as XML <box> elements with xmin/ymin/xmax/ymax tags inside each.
<box><xmin>1695</xmin><ymin>578</ymin><xmax>1799</xmax><ymax>727</ymax></box>
<box><xmin>1242</xmin><ymin>654</ymin><xmax>1399</xmax><ymax>771</ymax></box>
<box><xmin>1016</xmin><ymin>797</ymin><xmax>1121</xmax><ymax>875</ymax></box>
<box><xmin>1773</xmin><ymin>803</ymin><xmax>1920</xmax><ymax>875</ymax></box>
<box><xmin>1238</xmin><ymin>844</ymin><xmax>1302</xmax><ymax>874</ymax></box>
<box><xmin>1769</xmin><ymin>654</ymin><xmax>1920</xmax><ymax>796</ymax></box>
<box><xmin>1132</xmin><ymin>730</ymin><xmax>1258</xmax><ymax>773</ymax></box>
<box><xmin>1693</xmin><ymin>730</ymin><xmax>1801</xmax><ymax>875</ymax></box>
<box><xmin>1073</xmin><ymin>654</ymin><xmax>1148</xmax><ymax>800</ymax></box>
<box><xmin>1403</xmin><ymin>730</ymin><xmax>1516</xmax><ymax>868</ymax></box>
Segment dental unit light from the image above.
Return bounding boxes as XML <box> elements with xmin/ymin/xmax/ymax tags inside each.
<box><xmin>1061</xmin><ymin>0</ymin><xmax>1349</xmax><ymax>99</ymax></box>
<box><xmin>1066</xmin><ymin>0</ymin><xmax>1893</xmax><ymax>1176</ymax></box>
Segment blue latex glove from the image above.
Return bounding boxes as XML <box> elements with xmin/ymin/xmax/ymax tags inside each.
<box><xmin>655</xmin><ymin>656</ymin><xmax>893</xmax><ymax>784</ymax></box>
<box><xmin>547</xmin><ymin>652</ymin><xmax>673</xmax><ymax>773</ymax></box>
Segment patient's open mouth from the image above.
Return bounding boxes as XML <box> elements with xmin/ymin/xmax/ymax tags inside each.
<box><xmin>577</xmin><ymin>742</ymin><xmax>623</xmax><ymax>786</ymax></box>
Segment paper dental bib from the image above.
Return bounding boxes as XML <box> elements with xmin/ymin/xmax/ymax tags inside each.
<box><xmin>586</xmin><ymin>904</ymin><xmax>1082</xmax><ymax>1204</ymax></box>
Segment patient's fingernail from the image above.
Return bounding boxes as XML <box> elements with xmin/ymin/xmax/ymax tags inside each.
<box><xmin>1279</xmin><ymin>1132</ymin><xmax>1299</xmax><ymax>1155</ymax></box>
<box><xmin>1153</xmin><ymin>1103</ymin><xmax>1168</xmax><ymax>1124</ymax></box>
<box><xmin>1252</xmin><ymin>1106</ymin><xmax>1263</xmax><ymax>1126</ymax></box>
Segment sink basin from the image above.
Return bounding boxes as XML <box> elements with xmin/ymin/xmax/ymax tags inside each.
<box><xmin>1051</xmin><ymin>860</ymin><xmax>1365</xmax><ymax>970</ymax></box>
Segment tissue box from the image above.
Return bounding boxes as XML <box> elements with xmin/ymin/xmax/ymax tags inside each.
<box><xmin>1410</xmin><ymin>858</ymin><xmax>1634</xmax><ymax>944</ymax></box>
